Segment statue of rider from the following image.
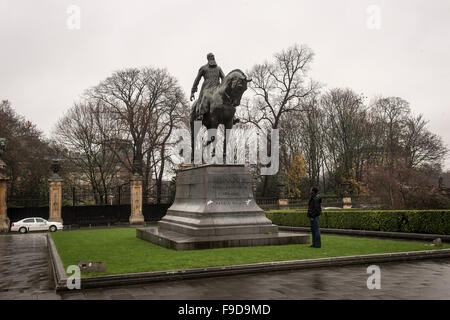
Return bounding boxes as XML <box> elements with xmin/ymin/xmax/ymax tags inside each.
<box><xmin>190</xmin><ymin>53</ymin><xmax>225</xmax><ymax>121</ymax></box>
<box><xmin>0</xmin><ymin>138</ymin><xmax>5</xmax><ymax>156</ymax></box>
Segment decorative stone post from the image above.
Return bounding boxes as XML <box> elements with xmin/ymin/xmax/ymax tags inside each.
<box><xmin>342</xmin><ymin>197</ymin><xmax>352</xmax><ymax>209</ymax></box>
<box><xmin>0</xmin><ymin>138</ymin><xmax>10</xmax><ymax>232</ymax></box>
<box><xmin>48</xmin><ymin>160</ymin><xmax>63</xmax><ymax>223</ymax></box>
<box><xmin>129</xmin><ymin>174</ymin><xmax>145</xmax><ymax>225</ymax></box>
<box><xmin>277</xmin><ymin>183</ymin><xmax>288</xmax><ymax>207</ymax></box>
<box><xmin>341</xmin><ymin>182</ymin><xmax>352</xmax><ymax>209</ymax></box>
<box><xmin>0</xmin><ymin>164</ymin><xmax>9</xmax><ymax>232</ymax></box>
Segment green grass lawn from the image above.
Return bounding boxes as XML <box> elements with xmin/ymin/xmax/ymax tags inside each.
<box><xmin>51</xmin><ymin>228</ymin><xmax>449</xmax><ymax>277</ymax></box>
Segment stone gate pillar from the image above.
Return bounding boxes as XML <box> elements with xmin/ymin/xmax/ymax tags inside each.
<box><xmin>0</xmin><ymin>166</ymin><xmax>9</xmax><ymax>232</ymax></box>
<box><xmin>48</xmin><ymin>177</ymin><xmax>64</xmax><ymax>223</ymax></box>
<box><xmin>48</xmin><ymin>160</ymin><xmax>63</xmax><ymax>223</ymax></box>
<box><xmin>342</xmin><ymin>196</ymin><xmax>352</xmax><ymax>209</ymax></box>
<box><xmin>0</xmin><ymin>138</ymin><xmax>10</xmax><ymax>232</ymax></box>
<box><xmin>129</xmin><ymin>175</ymin><xmax>145</xmax><ymax>225</ymax></box>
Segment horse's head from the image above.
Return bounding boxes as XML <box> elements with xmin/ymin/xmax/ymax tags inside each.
<box><xmin>223</xmin><ymin>69</ymin><xmax>252</xmax><ymax>107</ymax></box>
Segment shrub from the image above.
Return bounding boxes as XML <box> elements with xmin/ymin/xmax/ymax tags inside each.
<box><xmin>265</xmin><ymin>209</ymin><xmax>450</xmax><ymax>235</ymax></box>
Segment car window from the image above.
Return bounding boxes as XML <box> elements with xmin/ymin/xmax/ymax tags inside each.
<box><xmin>23</xmin><ymin>218</ymin><xmax>35</xmax><ymax>223</ymax></box>
<box><xmin>35</xmin><ymin>218</ymin><xmax>45</xmax><ymax>223</ymax></box>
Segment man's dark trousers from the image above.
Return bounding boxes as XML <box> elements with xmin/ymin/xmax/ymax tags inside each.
<box><xmin>310</xmin><ymin>216</ymin><xmax>321</xmax><ymax>248</ymax></box>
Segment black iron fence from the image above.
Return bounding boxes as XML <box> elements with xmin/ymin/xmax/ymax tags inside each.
<box><xmin>60</xmin><ymin>185</ymin><xmax>171</xmax><ymax>206</ymax></box>
<box><xmin>62</xmin><ymin>184</ymin><xmax>132</xmax><ymax>206</ymax></box>
<box><xmin>7</xmin><ymin>195</ymin><xmax>49</xmax><ymax>208</ymax></box>
<box><xmin>6</xmin><ymin>194</ymin><xmax>380</xmax><ymax>228</ymax></box>
<box><xmin>255</xmin><ymin>196</ymin><xmax>379</xmax><ymax>210</ymax></box>
<box><xmin>7</xmin><ymin>203</ymin><xmax>171</xmax><ymax>227</ymax></box>
<box><xmin>7</xmin><ymin>206</ymin><xmax>49</xmax><ymax>223</ymax></box>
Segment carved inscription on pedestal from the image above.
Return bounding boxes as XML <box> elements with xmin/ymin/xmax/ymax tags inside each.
<box><xmin>210</xmin><ymin>175</ymin><xmax>252</xmax><ymax>199</ymax></box>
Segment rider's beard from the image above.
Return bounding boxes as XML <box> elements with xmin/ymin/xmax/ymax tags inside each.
<box><xmin>208</xmin><ymin>59</ymin><xmax>217</xmax><ymax>67</ymax></box>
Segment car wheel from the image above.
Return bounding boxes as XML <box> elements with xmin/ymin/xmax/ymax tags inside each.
<box><xmin>19</xmin><ymin>227</ymin><xmax>27</xmax><ymax>234</ymax></box>
<box><xmin>49</xmin><ymin>225</ymin><xmax>57</xmax><ymax>232</ymax></box>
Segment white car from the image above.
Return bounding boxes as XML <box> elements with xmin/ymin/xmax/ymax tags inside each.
<box><xmin>10</xmin><ymin>217</ymin><xmax>63</xmax><ymax>234</ymax></box>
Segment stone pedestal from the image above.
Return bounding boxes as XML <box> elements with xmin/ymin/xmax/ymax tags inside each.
<box><xmin>129</xmin><ymin>175</ymin><xmax>145</xmax><ymax>225</ymax></box>
<box><xmin>343</xmin><ymin>197</ymin><xmax>352</xmax><ymax>209</ymax></box>
<box><xmin>49</xmin><ymin>177</ymin><xmax>64</xmax><ymax>223</ymax></box>
<box><xmin>0</xmin><ymin>177</ymin><xmax>10</xmax><ymax>232</ymax></box>
<box><xmin>137</xmin><ymin>164</ymin><xmax>309</xmax><ymax>250</ymax></box>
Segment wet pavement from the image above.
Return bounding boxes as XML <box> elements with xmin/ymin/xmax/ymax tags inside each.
<box><xmin>1</xmin><ymin>233</ymin><xmax>450</xmax><ymax>300</ymax></box>
<box><xmin>0</xmin><ymin>233</ymin><xmax>59</xmax><ymax>299</ymax></box>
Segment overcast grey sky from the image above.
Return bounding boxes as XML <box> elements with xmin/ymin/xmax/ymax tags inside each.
<box><xmin>1</xmin><ymin>0</ymin><xmax>449</xmax><ymax>168</ymax></box>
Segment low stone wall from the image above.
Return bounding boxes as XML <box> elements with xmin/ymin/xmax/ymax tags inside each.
<box><xmin>279</xmin><ymin>226</ymin><xmax>450</xmax><ymax>242</ymax></box>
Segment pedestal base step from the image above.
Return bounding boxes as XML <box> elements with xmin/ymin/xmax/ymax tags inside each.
<box><xmin>136</xmin><ymin>228</ymin><xmax>310</xmax><ymax>250</ymax></box>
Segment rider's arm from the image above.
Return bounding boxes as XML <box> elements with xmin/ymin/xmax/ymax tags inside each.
<box><xmin>219</xmin><ymin>67</ymin><xmax>225</xmax><ymax>82</ymax></box>
<box><xmin>191</xmin><ymin>67</ymin><xmax>204</xmax><ymax>94</ymax></box>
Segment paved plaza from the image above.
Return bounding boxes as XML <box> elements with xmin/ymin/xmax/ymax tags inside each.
<box><xmin>1</xmin><ymin>233</ymin><xmax>449</xmax><ymax>300</ymax></box>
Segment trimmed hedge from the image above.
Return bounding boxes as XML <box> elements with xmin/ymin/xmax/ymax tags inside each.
<box><xmin>265</xmin><ymin>209</ymin><xmax>450</xmax><ymax>235</ymax></box>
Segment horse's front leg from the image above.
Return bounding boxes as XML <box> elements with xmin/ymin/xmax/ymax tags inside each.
<box><xmin>223</xmin><ymin>119</ymin><xmax>234</xmax><ymax>164</ymax></box>
<box><xmin>190</xmin><ymin>110</ymin><xmax>195</xmax><ymax>163</ymax></box>
<box><xmin>204</xmin><ymin>118</ymin><xmax>219</xmax><ymax>163</ymax></box>
<box><xmin>205</xmin><ymin>130</ymin><xmax>216</xmax><ymax>152</ymax></box>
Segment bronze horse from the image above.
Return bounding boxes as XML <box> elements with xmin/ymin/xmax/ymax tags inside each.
<box><xmin>190</xmin><ymin>69</ymin><xmax>251</xmax><ymax>162</ymax></box>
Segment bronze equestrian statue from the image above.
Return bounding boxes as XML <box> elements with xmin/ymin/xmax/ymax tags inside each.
<box><xmin>190</xmin><ymin>56</ymin><xmax>251</xmax><ymax>162</ymax></box>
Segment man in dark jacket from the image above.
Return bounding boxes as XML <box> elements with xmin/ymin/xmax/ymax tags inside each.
<box><xmin>307</xmin><ymin>187</ymin><xmax>322</xmax><ymax>248</ymax></box>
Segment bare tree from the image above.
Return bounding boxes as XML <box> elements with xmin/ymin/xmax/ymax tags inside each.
<box><xmin>372</xmin><ymin>97</ymin><xmax>410</xmax><ymax>167</ymax></box>
<box><xmin>146</xmin><ymin>79</ymin><xmax>187</xmax><ymax>203</ymax></box>
<box><xmin>278</xmin><ymin>94</ymin><xmax>325</xmax><ymax>194</ymax></box>
<box><xmin>86</xmin><ymin>67</ymin><xmax>187</xmax><ymax>202</ymax></box>
<box><xmin>244</xmin><ymin>44</ymin><xmax>319</xmax><ymax>196</ymax></box>
<box><xmin>53</xmin><ymin>102</ymin><xmax>121</xmax><ymax>204</ymax></box>
<box><xmin>320</xmin><ymin>88</ymin><xmax>371</xmax><ymax>195</ymax></box>
<box><xmin>0</xmin><ymin>100</ymin><xmax>54</xmax><ymax>201</ymax></box>
<box><xmin>88</xmin><ymin>68</ymin><xmax>151</xmax><ymax>176</ymax></box>
<box><xmin>402</xmin><ymin>114</ymin><xmax>448</xmax><ymax>168</ymax></box>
